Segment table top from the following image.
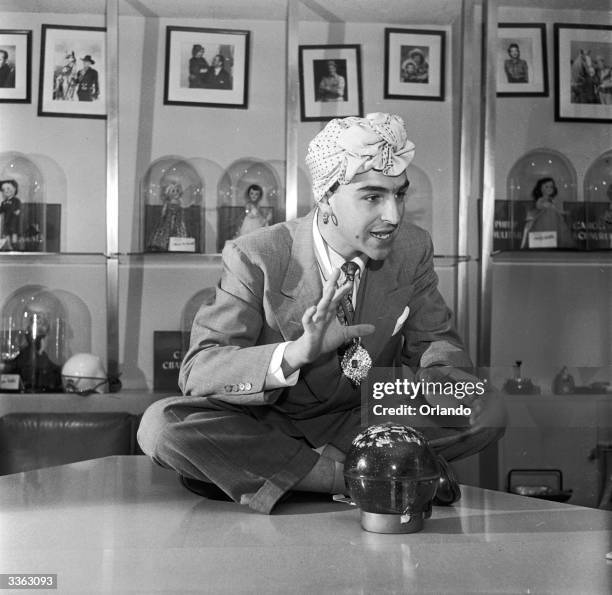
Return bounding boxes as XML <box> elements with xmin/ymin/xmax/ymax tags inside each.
<box><xmin>1</xmin><ymin>456</ymin><xmax>611</xmax><ymax>594</ymax></box>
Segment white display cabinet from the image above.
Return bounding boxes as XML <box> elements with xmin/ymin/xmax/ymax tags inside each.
<box><xmin>484</xmin><ymin>2</ymin><xmax>612</xmax><ymax>504</ymax></box>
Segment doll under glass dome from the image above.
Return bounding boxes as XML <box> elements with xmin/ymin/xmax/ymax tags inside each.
<box><xmin>143</xmin><ymin>157</ymin><xmax>203</xmax><ymax>253</ymax></box>
<box><xmin>147</xmin><ymin>180</ymin><xmax>191</xmax><ymax>251</ymax></box>
<box><xmin>237</xmin><ymin>184</ymin><xmax>272</xmax><ymax>237</ymax></box>
<box><xmin>0</xmin><ymin>178</ymin><xmax>21</xmax><ymax>250</ymax></box>
<box><xmin>216</xmin><ymin>159</ymin><xmax>280</xmax><ymax>251</ymax></box>
<box><xmin>506</xmin><ymin>148</ymin><xmax>577</xmax><ymax>250</ymax></box>
<box><xmin>0</xmin><ymin>152</ymin><xmax>49</xmax><ymax>252</ymax></box>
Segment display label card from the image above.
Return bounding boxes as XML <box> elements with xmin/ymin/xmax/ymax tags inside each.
<box><xmin>529</xmin><ymin>231</ymin><xmax>557</xmax><ymax>248</ymax></box>
<box><xmin>0</xmin><ymin>374</ymin><xmax>22</xmax><ymax>391</ymax></box>
<box><xmin>168</xmin><ymin>237</ymin><xmax>196</xmax><ymax>252</ymax></box>
<box><xmin>153</xmin><ymin>331</ymin><xmax>184</xmax><ymax>392</ymax></box>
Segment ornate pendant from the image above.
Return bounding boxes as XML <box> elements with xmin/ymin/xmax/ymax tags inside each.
<box><xmin>341</xmin><ymin>339</ymin><xmax>372</xmax><ymax>386</ymax></box>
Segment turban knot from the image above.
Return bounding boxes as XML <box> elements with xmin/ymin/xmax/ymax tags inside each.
<box><xmin>305</xmin><ymin>112</ymin><xmax>415</xmax><ymax>202</ymax></box>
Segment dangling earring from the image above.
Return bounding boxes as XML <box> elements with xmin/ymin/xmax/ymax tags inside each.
<box><xmin>322</xmin><ymin>212</ymin><xmax>330</xmax><ymax>225</ymax></box>
<box><xmin>330</xmin><ymin>211</ymin><xmax>338</xmax><ymax>226</ymax></box>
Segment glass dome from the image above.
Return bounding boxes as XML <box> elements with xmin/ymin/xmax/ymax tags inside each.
<box><xmin>0</xmin><ymin>285</ymin><xmax>67</xmax><ymax>392</ymax></box>
<box><xmin>582</xmin><ymin>149</ymin><xmax>612</xmax><ymax>249</ymax></box>
<box><xmin>344</xmin><ymin>423</ymin><xmax>440</xmax><ymax>534</ymax></box>
<box><xmin>141</xmin><ymin>156</ymin><xmax>204</xmax><ymax>253</ymax></box>
<box><xmin>506</xmin><ymin>148</ymin><xmax>577</xmax><ymax>203</ymax></box>
<box><xmin>506</xmin><ymin>149</ymin><xmax>578</xmax><ymax>250</ymax></box>
<box><xmin>217</xmin><ymin>158</ymin><xmax>281</xmax><ymax>252</ymax></box>
<box><xmin>584</xmin><ymin>149</ymin><xmax>612</xmax><ymax>202</ymax></box>
<box><xmin>0</xmin><ymin>151</ymin><xmax>47</xmax><ymax>252</ymax></box>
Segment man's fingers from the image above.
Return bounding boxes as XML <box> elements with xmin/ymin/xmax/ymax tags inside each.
<box><xmin>302</xmin><ymin>305</ymin><xmax>317</xmax><ymax>328</ymax></box>
<box><xmin>331</xmin><ymin>281</ymin><xmax>351</xmax><ymax>304</ymax></box>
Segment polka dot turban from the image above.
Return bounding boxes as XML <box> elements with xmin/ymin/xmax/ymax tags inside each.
<box><xmin>305</xmin><ymin>112</ymin><xmax>416</xmax><ymax>203</ymax></box>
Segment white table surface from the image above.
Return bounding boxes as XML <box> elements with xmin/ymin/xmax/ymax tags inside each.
<box><xmin>1</xmin><ymin>456</ymin><xmax>611</xmax><ymax>594</ymax></box>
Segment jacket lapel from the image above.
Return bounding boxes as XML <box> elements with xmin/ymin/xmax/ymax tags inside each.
<box><xmin>270</xmin><ymin>211</ymin><xmax>323</xmax><ymax>341</ymax></box>
<box><xmin>355</xmin><ymin>252</ymin><xmax>413</xmax><ymax>360</ymax></box>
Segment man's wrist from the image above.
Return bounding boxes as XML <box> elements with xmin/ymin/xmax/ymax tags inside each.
<box><xmin>281</xmin><ymin>339</ymin><xmax>309</xmax><ymax>377</ymax></box>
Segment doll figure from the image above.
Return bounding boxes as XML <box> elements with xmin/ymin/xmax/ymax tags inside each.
<box><xmin>237</xmin><ymin>184</ymin><xmax>272</xmax><ymax>237</ymax></box>
<box><xmin>0</xmin><ymin>179</ymin><xmax>22</xmax><ymax>250</ymax></box>
<box><xmin>147</xmin><ymin>181</ymin><xmax>189</xmax><ymax>251</ymax></box>
<box><xmin>520</xmin><ymin>177</ymin><xmax>574</xmax><ymax>249</ymax></box>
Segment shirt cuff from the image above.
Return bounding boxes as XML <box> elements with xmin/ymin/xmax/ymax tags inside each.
<box><xmin>265</xmin><ymin>342</ymin><xmax>299</xmax><ymax>389</ymax></box>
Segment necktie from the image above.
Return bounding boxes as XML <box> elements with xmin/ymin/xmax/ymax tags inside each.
<box><xmin>338</xmin><ymin>261</ymin><xmax>359</xmax><ymax>325</ymax></box>
<box><xmin>336</xmin><ymin>260</ymin><xmax>371</xmax><ymax>387</ymax></box>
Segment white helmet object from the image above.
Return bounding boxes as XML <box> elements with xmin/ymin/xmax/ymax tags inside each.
<box><xmin>61</xmin><ymin>353</ymin><xmax>108</xmax><ymax>395</ymax></box>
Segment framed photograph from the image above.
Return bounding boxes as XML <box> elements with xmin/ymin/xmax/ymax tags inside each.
<box><xmin>497</xmin><ymin>23</ymin><xmax>548</xmax><ymax>97</ymax></box>
<box><xmin>38</xmin><ymin>24</ymin><xmax>106</xmax><ymax>119</ymax></box>
<box><xmin>164</xmin><ymin>26</ymin><xmax>250</xmax><ymax>109</ymax></box>
<box><xmin>554</xmin><ymin>24</ymin><xmax>612</xmax><ymax>123</ymax></box>
<box><xmin>298</xmin><ymin>44</ymin><xmax>363</xmax><ymax>121</ymax></box>
<box><xmin>384</xmin><ymin>28</ymin><xmax>445</xmax><ymax>101</ymax></box>
<box><xmin>0</xmin><ymin>29</ymin><xmax>32</xmax><ymax>103</ymax></box>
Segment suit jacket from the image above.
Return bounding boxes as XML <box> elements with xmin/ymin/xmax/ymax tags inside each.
<box><xmin>180</xmin><ymin>210</ymin><xmax>470</xmax><ymax>427</ymax></box>
<box><xmin>206</xmin><ymin>67</ymin><xmax>232</xmax><ymax>89</ymax></box>
<box><xmin>76</xmin><ymin>68</ymin><xmax>99</xmax><ymax>101</ymax></box>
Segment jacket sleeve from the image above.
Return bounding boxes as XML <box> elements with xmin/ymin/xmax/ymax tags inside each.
<box><xmin>401</xmin><ymin>233</ymin><xmax>472</xmax><ymax>370</ymax></box>
<box><xmin>179</xmin><ymin>240</ymin><xmax>283</xmax><ymax>404</ymax></box>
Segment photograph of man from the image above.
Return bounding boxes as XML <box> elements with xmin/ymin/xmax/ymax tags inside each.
<box><xmin>205</xmin><ymin>54</ymin><xmax>232</xmax><ymax>89</ymax></box>
<box><xmin>137</xmin><ymin>112</ymin><xmax>506</xmax><ymax>515</ymax></box>
<box><xmin>0</xmin><ymin>48</ymin><xmax>15</xmax><ymax>88</ymax></box>
<box><xmin>316</xmin><ymin>59</ymin><xmax>346</xmax><ymax>102</ymax></box>
<box><xmin>504</xmin><ymin>42</ymin><xmax>529</xmax><ymax>83</ymax></box>
<box><xmin>76</xmin><ymin>54</ymin><xmax>99</xmax><ymax>101</ymax></box>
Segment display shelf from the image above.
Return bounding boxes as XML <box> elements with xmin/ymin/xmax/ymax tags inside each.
<box><xmin>491</xmin><ymin>250</ymin><xmax>612</xmax><ymax>264</ymax></box>
<box><xmin>0</xmin><ymin>253</ymin><xmax>107</xmax><ymax>264</ymax></box>
<box><xmin>118</xmin><ymin>252</ymin><xmax>222</xmax><ymax>265</ymax></box>
<box><xmin>432</xmin><ymin>254</ymin><xmax>471</xmax><ymax>265</ymax></box>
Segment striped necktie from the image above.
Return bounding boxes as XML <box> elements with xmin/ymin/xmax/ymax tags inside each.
<box><xmin>338</xmin><ymin>261</ymin><xmax>359</xmax><ymax>325</ymax></box>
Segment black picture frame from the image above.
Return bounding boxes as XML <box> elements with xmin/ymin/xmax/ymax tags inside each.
<box><xmin>38</xmin><ymin>24</ymin><xmax>106</xmax><ymax>119</ymax></box>
<box><xmin>164</xmin><ymin>26</ymin><xmax>250</xmax><ymax>109</ymax></box>
<box><xmin>497</xmin><ymin>23</ymin><xmax>549</xmax><ymax>97</ymax></box>
<box><xmin>298</xmin><ymin>44</ymin><xmax>363</xmax><ymax>122</ymax></box>
<box><xmin>384</xmin><ymin>28</ymin><xmax>445</xmax><ymax>101</ymax></box>
<box><xmin>554</xmin><ymin>23</ymin><xmax>612</xmax><ymax>123</ymax></box>
<box><xmin>0</xmin><ymin>29</ymin><xmax>32</xmax><ymax>103</ymax></box>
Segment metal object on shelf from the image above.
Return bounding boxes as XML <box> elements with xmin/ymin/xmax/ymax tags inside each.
<box><xmin>552</xmin><ymin>365</ymin><xmax>576</xmax><ymax>395</ymax></box>
<box><xmin>503</xmin><ymin>360</ymin><xmax>540</xmax><ymax>395</ymax></box>
<box><xmin>507</xmin><ymin>468</ymin><xmax>573</xmax><ymax>503</ymax></box>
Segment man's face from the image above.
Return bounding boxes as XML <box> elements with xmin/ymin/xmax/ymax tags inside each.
<box><xmin>323</xmin><ymin>169</ymin><xmax>409</xmax><ymax>261</ymax></box>
<box><xmin>509</xmin><ymin>46</ymin><xmax>519</xmax><ymax>59</ymax></box>
<box><xmin>0</xmin><ymin>54</ymin><xmax>5</xmax><ymax>67</ymax></box>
